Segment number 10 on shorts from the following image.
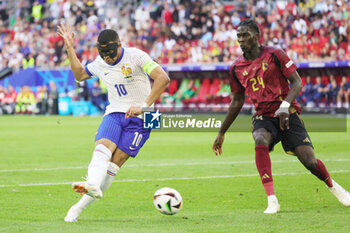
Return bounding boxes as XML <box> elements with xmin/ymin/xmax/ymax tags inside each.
<box><xmin>132</xmin><ymin>132</ymin><xmax>143</xmax><ymax>148</ymax></box>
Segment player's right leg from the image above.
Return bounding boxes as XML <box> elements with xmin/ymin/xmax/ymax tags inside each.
<box><xmin>65</xmin><ymin>113</ymin><xmax>123</xmax><ymax>222</ymax></box>
<box><xmin>65</xmin><ymin>159</ymin><xmax>121</xmax><ymax>222</ymax></box>
<box><xmin>252</xmin><ymin>117</ymin><xmax>280</xmax><ymax>214</ymax></box>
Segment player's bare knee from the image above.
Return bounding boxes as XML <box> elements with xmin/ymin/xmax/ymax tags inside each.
<box><xmin>112</xmin><ymin>149</ymin><xmax>130</xmax><ymax>167</ymax></box>
<box><xmin>303</xmin><ymin>157</ymin><xmax>317</xmax><ymax>170</ymax></box>
<box><xmin>253</xmin><ymin>129</ymin><xmax>271</xmax><ymax>146</ymax></box>
<box><xmin>253</xmin><ymin>134</ymin><xmax>269</xmax><ymax>146</ymax></box>
<box><xmin>295</xmin><ymin>146</ymin><xmax>317</xmax><ymax>170</ymax></box>
<box><xmin>95</xmin><ymin>139</ymin><xmax>117</xmax><ymax>154</ymax></box>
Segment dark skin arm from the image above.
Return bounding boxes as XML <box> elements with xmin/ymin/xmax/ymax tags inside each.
<box><xmin>212</xmin><ymin>91</ymin><xmax>245</xmax><ymax>155</ymax></box>
<box><xmin>277</xmin><ymin>71</ymin><xmax>303</xmax><ymax>130</ymax></box>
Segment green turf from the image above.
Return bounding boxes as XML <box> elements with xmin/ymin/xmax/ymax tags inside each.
<box><xmin>0</xmin><ymin>115</ymin><xmax>350</xmax><ymax>233</ymax></box>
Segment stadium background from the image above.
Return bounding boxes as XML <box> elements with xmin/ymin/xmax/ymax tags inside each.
<box><xmin>0</xmin><ymin>0</ymin><xmax>349</xmax><ymax>115</ymax></box>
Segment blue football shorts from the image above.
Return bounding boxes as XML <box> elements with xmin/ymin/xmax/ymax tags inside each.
<box><xmin>95</xmin><ymin>112</ymin><xmax>151</xmax><ymax>157</ymax></box>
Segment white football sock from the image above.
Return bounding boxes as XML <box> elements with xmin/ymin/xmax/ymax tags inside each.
<box><xmin>73</xmin><ymin>194</ymin><xmax>95</xmax><ymax>209</ymax></box>
<box><xmin>71</xmin><ymin>162</ymin><xmax>119</xmax><ymax>211</ymax></box>
<box><xmin>101</xmin><ymin>162</ymin><xmax>120</xmax><ymax>193</ymax></box>
<box><xmin>87</xmin><ymin>144</ymin><xmax>112</xmax><ymax>187</ymax></box>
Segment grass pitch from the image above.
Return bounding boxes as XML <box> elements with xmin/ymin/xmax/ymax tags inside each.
<box><xmin>0</xmin><ymin>115</ymin><xmax>349</xmax><ymax>233</ymax></box>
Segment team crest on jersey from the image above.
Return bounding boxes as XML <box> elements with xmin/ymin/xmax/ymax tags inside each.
<box><xmin>122</xmin><ymin>65</ymin><xmax>132</xmax><ymax>78</ymax></box>
<box><xmin>262</xmin><ymin>61</ymin><xmax>268</xmax><ymax>71</ymax></box>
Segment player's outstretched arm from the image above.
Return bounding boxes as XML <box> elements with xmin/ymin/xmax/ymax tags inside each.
<box><xmin>125</xmin><ymin>66</ymin><xmax>170</xmax><ymax>118</ymax></box>
<box><xmin>57</xmin><ymin>23</ymin><xmax>90</xmax><ymax>82</ymax></box>
<box><xmin>212</xmin><ymin>91</ymin><xmax>245</xmax><ymax>156</ymax></box>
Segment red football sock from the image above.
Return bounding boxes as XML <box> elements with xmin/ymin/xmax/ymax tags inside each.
<box><xmin>255</xmin><ymin>145</ymin><xmax>275</xmax><ymax>196</ymax></box>
<box><xmin>310</xmin><ymin>159</ymin><xmax>333</xmax><ymax>187</ymax></box>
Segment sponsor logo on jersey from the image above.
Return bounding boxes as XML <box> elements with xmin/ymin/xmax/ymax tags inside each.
<box><xmin>262</xmin><ymin>61</ymin><xmax>268</xmax><ymax>71</ymax></box>
<box><xmin>143</xmin><ymin>110</ymin><xmax>161</xmax><ymax>129</ymax></box>
<box><xmin>242</xmin><ymin>70</ymin><xmax>248</xmax><ymax>76</ymax></box>
<box><xmin>122</xmin><ymin>65</ymin><xmax>132</xmax><ymax>79</ymax></box>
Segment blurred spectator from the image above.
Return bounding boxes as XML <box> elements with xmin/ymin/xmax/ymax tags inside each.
<box><xmin>2</xmin><ymin>85</ymin><xmax>17</xmax><ymax>114</ymax></box>
<box><xmin>213</xmin><ymin>78</ymin><xmax>231</xmax><ymax>105</ymax></box>
<box><xmin>15</xmin><ymin>85</ymin><xmax>36</xmax><ymax>114</ymax></box>
<box><xmin>301</xmin><ymin>76</ymin><xmax>314</xmax><ymax>107</ymax></box>
<box><xmin>22</xmin><ymin>53</ymin><xmax>35</xmax><ymax>69</ymax></box>
<box><xmin>313</xmin><ymin>76</ymin><xmax>327</xmax><ymax>107</ymax></box>
<box><xmin>76</xmin><ymin>80</ymin><xmax>89</xmax><ymax>101</ymax></box>
<box><xmin>36</xmin><ymin>85</ymin><xmax>48</xmax><ymax>114</ymax></box>
<box><xmin>180</xmin><ymin>79</ymin><xmax>199</xmax><ymax>102</ymax></box>
<box><xmin>31</xmin><ymin>1</ymin><xmax>43</xmax><ymax>22</ymax></box>
<box><xmin>337</xmin><ymin>76</ymin><xmax>350</xmax><ymax>109</ymax></box>
<box><xmin>90</xmin><ymin>81</ymin><xmax>105</xmax><ymax>111</ymax></box>
<box><xmin>48</xmin><ymin>81</ymin><xmax>58</xmax><ymax>115</ymax></box>
<box><xmin>0</xmin><ymin>85</ymin><xmax>4</xmax><ymax>114</ymax></box>
<box><xmin>326</xmin><ymin>75</ymin><xmax>340</xmax><ymax>107</ymax></box>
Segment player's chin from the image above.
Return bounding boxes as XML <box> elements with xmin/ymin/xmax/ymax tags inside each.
<box><xmin>104</xmin><ymin>59</ymin><xmax>114</xmax><ymax>65</ymax></box>
<box><xmin>104</xmin><ymin>57</ymin><xmax>115</xmax><ymax>64</ymax></box>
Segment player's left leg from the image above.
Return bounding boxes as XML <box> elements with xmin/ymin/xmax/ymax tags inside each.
<box><xmin>284</xmin><ymin>113</ymin><xmax>350</xmax><ymax>206</ymax></box>
<box><xmin>294</xmin><ymin>145</ymin><xmax>331</xmax><ymax>186</ymax></box>
<box><xmin>100</xmin><ymin>148</ymin><xmax>129</xmax><ymax>194</ymax></box>
<box><xmin>295</xmin><ymin>145</ymin><xmax>350</xmax><ymax>206</ymax></box>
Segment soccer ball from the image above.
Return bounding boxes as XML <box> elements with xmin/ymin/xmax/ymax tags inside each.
<box><xmin>153</xmin><ymin>187</ymin><xmax>183</xmax><ymax>215</ymax></box>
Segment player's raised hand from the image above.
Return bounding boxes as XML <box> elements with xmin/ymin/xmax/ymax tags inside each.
<box><xmin>57</xmin><ymin>23</ymin><xmax>75</xmax><ymax>49</ymax></box>
<box><xmin>212</xmin><ymin>133</ymin><xmax>225</xmax><ymax>156</ymax></box>
<box><xmin>125</xmin><ymin>106</ymin><xmax>142</xmax><ymax>118</ymax></box>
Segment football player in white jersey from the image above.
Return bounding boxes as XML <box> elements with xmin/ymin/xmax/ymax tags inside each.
<box><xmin>58</xmin><ymin>23</ymin><xmax>170</xmax><ymax>222</ymax></box>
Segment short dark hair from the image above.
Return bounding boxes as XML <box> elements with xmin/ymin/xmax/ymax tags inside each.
<box><xmin>238</xmin><ymin>19</ymin><xmax>260</xmax><ymax>35</ymax></box>
<box><xmin>97</xmin><ymin>29</ymin><xmax>120</xmax><ymax>44</ymax></box>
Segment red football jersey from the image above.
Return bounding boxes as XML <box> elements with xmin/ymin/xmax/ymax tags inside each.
<box><xmin>229</xmin><ymin>46</ymin><xmax>301</xmax><ymax>116</ymax></box>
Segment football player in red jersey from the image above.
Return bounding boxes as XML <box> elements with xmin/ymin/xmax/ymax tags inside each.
<box><xmin>212</xmin><ymin>19</ymin><xmax>350</xmax><ymax>214</ymax></box>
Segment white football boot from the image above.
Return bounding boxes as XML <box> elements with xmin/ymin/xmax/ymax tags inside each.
<box><xmin>72</xmin><ymin>182</ymin><xmax>103</xmax><ymax>199</ymax></box>
<box><xmin>264</xmin><ymin>195</ymin><xmax>280</xmax><ymax>214</ymax></box>
<box><xmin>64</xmin><ymin>205</ymin><xmax>83</xmax><ymax>222</ymax></box>
<box><xmin>328</xmin><ymin>180</ymin><xmax>350</xmax><ymax>206</ymax></box>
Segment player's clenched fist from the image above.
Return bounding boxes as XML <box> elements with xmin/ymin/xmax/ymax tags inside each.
<box><xmin>212</xmin><ymin>133</ymin><xmax>225</xmax><ymax>156</ymax></box>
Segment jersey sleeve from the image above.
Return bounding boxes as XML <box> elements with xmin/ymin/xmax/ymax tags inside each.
<box><xmin>132</xmin><ymin>48</ymin><xmax>160</xmax><ymax>75</ymax></box>
<box><xmin>273</xmin><ymin>48</ymin><xmax>298</xmax><ymax>79</ymax></box>
<box><xmin>229</xmin><ymin>64</ymin><xmax>245</xmax><ymax>93</ymax></box>
<box><xmin>85</xmin><ymin>59</ymin><xmax>100</xmax><ymax>78</ymax></box>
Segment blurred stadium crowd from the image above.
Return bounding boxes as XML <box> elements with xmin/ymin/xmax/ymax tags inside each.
<box><xmin>0</xmin><ymin>0</ymin><xmax>349</xmax><ymax>114</ymax></box>
<box><xmin>1</xmin><ymin>0</ymin><xmax>350</xmax><ymax>69</ymax></box>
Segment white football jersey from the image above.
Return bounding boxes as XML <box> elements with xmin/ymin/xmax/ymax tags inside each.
<box><xmin>85</xmin><ymin>47</ymin><xmax>157</xmax><ymax>116</ymax></box>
